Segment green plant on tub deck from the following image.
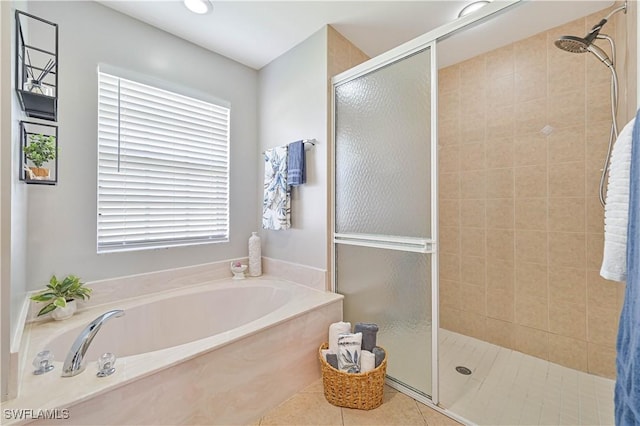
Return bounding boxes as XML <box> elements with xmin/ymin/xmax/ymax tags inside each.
<box><xmin>30</xmin><ymin>275</ymin><xmax>92</xmax><ymax>317</ymax></box>
<box><xmin>24</xmin><ymin>133</ymin><xmax>56</xmax><ymax>179</ymax></box>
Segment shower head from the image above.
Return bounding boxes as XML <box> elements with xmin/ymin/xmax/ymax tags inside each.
<box><xmin>554</xmin><ymin>35</ymin><xmax>613</xmax><ymax>68</ymax></box>
<box><xmin>555</xmin><ymin>35</ymin><xmax>591</xmax><ymax>53</ymax></box>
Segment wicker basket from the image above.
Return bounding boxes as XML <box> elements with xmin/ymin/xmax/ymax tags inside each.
<box><xmin>318</xmin><ymin>343</ymin><xmax>387</xmax><ymax>410</ymax></box>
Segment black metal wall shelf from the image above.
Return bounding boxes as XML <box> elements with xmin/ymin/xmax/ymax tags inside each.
<box><xmin>19</xmin><ymin>121</ymin><xmax>58</xmax><ymax>185</ymax></box>
<box><xmin>15</xmin><ymin>10</ymin><xmax>58</xmax><ymax>121</ymax></box>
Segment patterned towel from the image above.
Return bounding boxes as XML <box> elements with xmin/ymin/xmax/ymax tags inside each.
<box><xmin>262</xmin><ymin>146</ymin><xmax>291</xmax><ymax>230</ymax></box>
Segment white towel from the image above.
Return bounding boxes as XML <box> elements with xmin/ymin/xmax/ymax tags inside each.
<box><xmin>360</xmin><ymin>350</ymin><xmax>376</xmax><ymax>373</ymax></box>
<box><xmin>601</xmin><ymin>118</ymin><xmax>635</xmax><ymax>282</ymax></box>
<box><xmin>329</xmin><ymin>321</ymin><xmax>351</xmax><ymax>354</ymax></box>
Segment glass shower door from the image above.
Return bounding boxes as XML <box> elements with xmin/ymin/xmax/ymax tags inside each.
<box><xmin>333</xmin><ymin>45</ymin><xmax>436</xmax><ymax>398</ymax></box>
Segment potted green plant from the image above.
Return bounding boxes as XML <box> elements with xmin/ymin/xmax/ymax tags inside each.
<box><xmin>24</xmin><ymin>133</ymin><xmax>56</xmax><ymax>179</ymax></box>
<box><xmin>30</xmin><ymin>275</ymin><xmax>92</xmax><ymax>320</ymax></box>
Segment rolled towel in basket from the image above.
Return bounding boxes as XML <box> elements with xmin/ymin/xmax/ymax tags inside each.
<box><xmin>354</xmin><ymin>323</ymin><xmax>379</xmax><ymax>352</ymax></box>
<box><xmin>329</xmin><ymin>321</ymin><xmax>351</xmax><ymax>353</ymax></box>
<box><xmin>361</xmin><ymin>350</ymin><xmax>375</xmax><ymax>373</ymax></box>
<box><xmin>373</xmin><ymin>347</ymin><xmax>385</xmax><ymax>368</ymax></box>
<box><xmin>326</xmin><ymin>353</ymin><xmax>339</xmax><ymax>369</ymax></box>
<box><xmin>337</xmin><ymin>332</ymin><xmax>362</xmax><ymax>373</ymax></box>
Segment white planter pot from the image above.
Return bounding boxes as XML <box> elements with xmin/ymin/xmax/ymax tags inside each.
<box><xmin>51</xmin><ymin>299</ymin><xmax>77</xmax><ymax>321</ymax></box>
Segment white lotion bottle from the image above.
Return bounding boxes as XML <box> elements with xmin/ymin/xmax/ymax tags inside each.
<box><xmin>248</xmin><ymin>232</ymin><xmax>262</xmax><ymax>277</ymax></box>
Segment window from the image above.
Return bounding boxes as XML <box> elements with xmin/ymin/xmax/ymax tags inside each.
<box><xmin>97</xmin><ymin>71</ymin><xmax>230</xmax><ymax>252</ymax></box>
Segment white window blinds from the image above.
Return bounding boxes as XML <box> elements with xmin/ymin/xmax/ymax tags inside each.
<box><xmin>97</xmin><ymin>71</ymin><xmax>230</xmax><ymax>253</ymax></box>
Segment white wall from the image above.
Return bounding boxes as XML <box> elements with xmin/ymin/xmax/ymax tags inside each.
<box><xmin>23</xmin><ymin>1</ymin><xmax>259</xmax><ymax>290</ymax></box>
<box><xmin>1</xmin><ymin>0</ymin><xmax>29</xmax><ymax>401</ymax></box>
<box><xmin>258</xmin><ymin>28</ymin><xmax>329</xmax><ymax>271</ymax></box>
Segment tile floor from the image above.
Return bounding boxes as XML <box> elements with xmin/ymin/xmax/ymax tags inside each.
<box><xmin>256</xmin><ymin>379</ymin><xmax>462</xmax><ymax>426</ymax></box>
<box><xmin>439</xmin><ymin>329</ymin><xmax>615</xmax><ymax>426</ymax></box>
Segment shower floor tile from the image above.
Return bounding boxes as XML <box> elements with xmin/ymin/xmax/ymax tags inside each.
<box><xmin>438</xmin><ymin>329</ymin><xmax>615</xmax><ymax>426</ymax></box>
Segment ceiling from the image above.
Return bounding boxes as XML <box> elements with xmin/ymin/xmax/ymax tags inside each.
<box><xmin>99</xmin><ymin>0</ymin><xmax>616</xmax><ymax>71</ymax></box>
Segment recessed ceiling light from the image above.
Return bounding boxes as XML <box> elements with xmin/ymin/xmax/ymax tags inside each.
<box><xmin>183</xmin><ymin>0</ymin><xmax>212</xmax><ymax>15</ymax></box>
<box><xmin>458</xmin><ymin>1</ymin><xmax>491</xmax><ymax>18</ymax></box>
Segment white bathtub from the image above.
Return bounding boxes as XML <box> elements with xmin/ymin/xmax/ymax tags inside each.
<box><xmin>4</xmin><ymin>278</ymin><xmax>343</xmax><ymax>425</ymax></box>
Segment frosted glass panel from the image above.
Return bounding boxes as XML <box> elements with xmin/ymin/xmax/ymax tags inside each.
<box><xmin>336</xmin><ymin>244</ymin><xmax>432</xmax><ymax>397</ymax></box>
<box><xmin>335</xmin><ymin>48</ymin><xmax>431</xmax><ymax>238</ymax></box>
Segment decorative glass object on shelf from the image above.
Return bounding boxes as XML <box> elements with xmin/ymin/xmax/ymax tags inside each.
<box><xmin>15</xmin><ymin>10</ymin><xmax>58</xmax><ymax>121</ymax></box>
<box><xmin>19</xmin><ymin>121</ymin><xmax>58</xmax><ymax>185</ymax></box>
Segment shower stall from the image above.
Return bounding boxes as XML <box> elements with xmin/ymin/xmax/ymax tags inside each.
<box><xmin>332</xmin><ymin>1</ymin><xmax>633</xmax><ymax>424</ymax></box>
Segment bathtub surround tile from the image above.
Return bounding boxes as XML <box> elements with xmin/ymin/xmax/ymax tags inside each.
<box><xmin>262</xmin><ymin>257</ymin><xmax>328</xmax><ymax>291</ymax></box>
<box><xmin>548</xmin><ymin>90</ymin><xmax>586</xmax><ymax>130</ymax></box>
<box><xmin>25</xmin><ymin>258</ymin><xmax>329</xmax><ymax>321</ymax></box>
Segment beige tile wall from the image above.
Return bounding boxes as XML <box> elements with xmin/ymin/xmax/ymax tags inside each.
<box><xmin>438</xmin><ymin>10</ymin><xmax>631</xmax><ymax>379</ymax></box>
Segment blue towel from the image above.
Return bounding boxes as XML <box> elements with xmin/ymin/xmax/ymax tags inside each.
<box><xmin>616</xmin><ymin>109</ymin><xmax>640</xmax><ymax>425</ymax></box>
<box><xmin>287</xmin><ymin>140</ymin><xmax>306</xmax><ymax>186</ymax></box>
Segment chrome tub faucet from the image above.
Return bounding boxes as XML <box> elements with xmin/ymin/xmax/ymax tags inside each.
<box><xmin>62</xmin><ymin>310</ymin><xmax>125</xmax><ymax>377</ymax></box>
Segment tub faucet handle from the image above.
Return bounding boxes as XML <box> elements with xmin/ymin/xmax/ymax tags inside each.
<box><xmin>33</xmin><ymin>350</ymin><xmax>55</xmax><ymax>375</ymax></box>
<box><xmin>97</xmin><ymin>352</ymin><xmax>116</xmax><ymax>377</ymax></box>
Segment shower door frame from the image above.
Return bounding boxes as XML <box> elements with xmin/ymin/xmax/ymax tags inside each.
<box><xmin>330</xmin><ymin>0</ymin><xmax>522</xmax><ymax>408</ymax></box>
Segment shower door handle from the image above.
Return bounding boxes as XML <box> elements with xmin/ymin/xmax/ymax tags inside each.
<box><xmin>334</xmin><ymin>233</ymin><xmax>435</xmax><ymax>253</ymax></box>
